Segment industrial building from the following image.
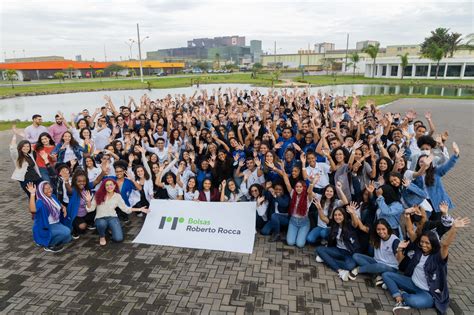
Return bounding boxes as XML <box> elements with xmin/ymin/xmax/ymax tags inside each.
<box><xmin>146</xmin><ymin>36</ymin><xmax>262</xmax><ymax>65</ymax></box>
<box><xmin>0</xmin><ymin>58</ymin><xmax>185</xmax><ymax>81</ymax></box>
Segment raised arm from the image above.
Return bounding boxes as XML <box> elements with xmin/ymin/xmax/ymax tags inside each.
<box><xmin>440</xmin><ymin>216</ymin><xmax>470</xmax><ymax>259</ymax></box>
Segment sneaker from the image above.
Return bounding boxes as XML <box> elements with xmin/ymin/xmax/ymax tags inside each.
<box><xmin>320</xmin><ymin>239</ymin><xmax>328</xmax><ymax>246</ymax></box>
<box><xmin>381</xmin><ymin>283</ymin><xmax>387</xmax><ymax>290</ymax></box>
<box><xmin>338</xmin><ymin>270</ymin><xmax>349</xmax><ymax>282</ymax></box>
<box><xmin>72</xmin><ymin>233</ymin><xmax>80</xmax><ymax>240</ymax></box>
<box><xmin>315</xmin><ymin>255</ymin><xmax>324</xmax><ymax>263</ymax></box>
<box><xmin>44</xmin><ymin>246</ymin><xmax>64</xmax><ymax>253</ymax></box>
<box><xmin>137</xmin><ymin>212</ymin><xmax>143</xmax><ymax>218</ymax></box>
<box><xmin>392</xmin><ymin>301</ymin><xmax>410</xmax><ymax>314</ymax></box>
<box><xmin>269</xmin><ymin>233</ymin><xmax>281</xmax><ymax>242</ymax></box>
<box><xmin>87</xmin><ymin>225</ymin><xmax>96</xmax><ymax>230</ymax></box>
<box><xmin>348</xmin><ymin>267</ymin><xmax>359</xmax><ymax>280</ymax></box>
<box><xmin>375</xmin><ymin>275</ymin><xmax>384</xmax><ymax>287</ymax></box>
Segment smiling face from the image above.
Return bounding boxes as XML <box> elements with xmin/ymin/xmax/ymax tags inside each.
<box><xmin>379</xmin><ymin>159</ymin><xmax>388</xmax><ymax>171</ymax></box>
<box><xmin>265</xmin><ymin>152</ymin><xmax>274</xmax><ymax>164</ymax></box>
<box><xmin>62</xmin><ymin>132</ymin><xmax>72</xmax><ymax>144</ymax></box>
<box><xmin>187</xmin><ymin>178</ymin><xmax>196</xmax><ymax>189</ymax></box>
<box><xmin>419</xmin><ymin>235</ymin><xmax>433</xmax><ymax>254</ymax></box>
<box><xmin>294</xmin><ymin>181</ymin><xmax>304</xmax><ymax>194</ymax></box>
<box><xmin>75</xmin><ymin>175</ymin><xmax>87</xmax><ymax>190</ymax></box>
<box><xmin>40</xmin><ymin>135</ymin><xmax>51</xmax><ymax>146</ymax></box>
<box><xmin>389</xmin><ymin>175</ymin><xmax>401</xmax><ymax>188</ymax></box>
<box><xmin>324</xmin><ymin>186</ymin><xmax>334</xmax><ymax>199</ymax></box>
<box><xmin>21</xmin><ymin>143</ymin><xmax>31</xmax><ymax>154</ymax></box>
<box><xmin>333</xmin><ymin>209</ymin><xmax>344</xmax><ymax>224</ymax></box>
<box><xmin>136</xmin><ymin>167</ymin><xmax>145</xmax><ymax>178</ymax></box>
<box><xmin>376</xmin><ymin>223</ymin><xmax>389</xmax><ymax>240</ymax></box>
<box><xmin>228</xmin><ymin>181</ymin><xmax>236</xmax><ymax>192</ymax></box>
<box><xmin>42</xmin><ymin>183</ymin><xmax>53</xmax><ymax>197</ymax></box>
<box><xmin>250</xmin><ymin>186</ymin><xmax>260</xmax><ymax>198</ymax></box>
<box><xmin>203</xmin><ymin>179</ymin><xmax>211</xmax><ymax>191</ymax></box>
<box><xmin>104</xmin><ymin>180</ymin><xmax>116</xmax><ymax>193</ymax></box>
<box><xmin>85</xmin><ymin>157</ymin><xmax>94</xmax><ymax>168</ymax></box>
<box><xmin>115</xmin><ymin>167</ymin><xmax>125</xmax><ymax>179</ymax></box>
<box><xmin>335</xmin><ymin>149</ymin><xmax>345</xmax><ymax>163</ymax></box>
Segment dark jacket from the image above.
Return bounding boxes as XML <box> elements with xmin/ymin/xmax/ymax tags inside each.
<box><xmin>198</xmin><ymin>188</ymin><xmax>220</xmax><ymax>202</ymax></box>
<box><xmin>264</xmin><ymin>191</ymin><xmax>290</xmax><ymax>216</ymax></box>
<box><xmin>327</xmin><ymin>224</ymin><xmax>360</xmax><ymax>254</ymax></box>
<box><xmin>401</xmin><ymin>245</ymin><xmax>449</xmax><ymax>314</ymax></box>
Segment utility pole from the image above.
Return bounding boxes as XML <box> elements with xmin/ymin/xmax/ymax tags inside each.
<box><xmin>104</xmin><ymin>44</ymin><xmax>107</xmax><ymax>62</ymax></box>
<box><xmin>137</xmin><ymin>23</ymin><xmax>144</xmax><ymax>83</ymax></box>
<box><xmin>344</xmin><ymin>33</ymin><xmax>349</xmax><ymax>72</ymax></box>
<box><xmin>274</xmin><ymin>41</ymin><xmax>276</xmax><ymax>68</ymax></box>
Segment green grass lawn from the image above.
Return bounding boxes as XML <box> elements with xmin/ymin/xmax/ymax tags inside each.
<box><xmin>296</xmin><ymin>75</ymin><xmax>474</xmax><ymax>88</ymax></box>
<box><xmin>0</xmin><ymin>73</ymin><xmax>277</xmax><ymax>98</ymax></box>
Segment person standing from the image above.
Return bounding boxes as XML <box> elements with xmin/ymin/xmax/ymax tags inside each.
<box><xmin>24</xmin><ymin>115</ymin><xmax>49</xmax><ymax>144</ymax></box>
<box><xmin>48</xmin><ymin>113</ymin><xmax>68</xmax><ymax>144</ymax></box>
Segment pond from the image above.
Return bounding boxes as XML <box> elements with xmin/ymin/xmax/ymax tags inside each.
<box><xmin>0</xmin><ymin>83</ymin><xmax>472</xmax><ymax>120</ymax></box>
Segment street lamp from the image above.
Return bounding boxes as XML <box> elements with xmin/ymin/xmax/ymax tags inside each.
<box><xmin>136</xmin><ymin>23</ymin><xmax>149</xmax><ymax>83</ymax></box>
<box><xmin>125</xmin><ymin>39</ymin><xmax>135</xmax><ymax>60</ymax></box>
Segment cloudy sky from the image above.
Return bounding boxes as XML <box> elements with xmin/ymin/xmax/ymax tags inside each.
<box><xmin>1</xmin><ymin>0</ymin><xmax>472</xmax><ymax>61</ymax></box>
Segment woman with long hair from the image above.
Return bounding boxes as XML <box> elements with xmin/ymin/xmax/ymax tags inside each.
<box><xmin>52</xmin><ymin>131</ymin><xmax>85</xmax><ymax>165</ymax></box>
<box><xmin>315</xmin><ymin>207</ymin><xmax>360</xmax><ymax>281</ymax></box>
<box><xmin>84</xmin><ymin>179</ymin><xmax>148</xmax><ymax>246</ymax></box>
<box><xmin>198</xmin><ymin>178</ymin><xmax>220</xmax><ymax>202</ymax></box>
<box><xmin>350</xmin><ymin>219</ymin><xmax>400</xmax><ymax>285</ymax></box>
<box><xmin>34</xmin><ymin>132</ymin><xmax>56</xmax><ymax>183</ymax></box>
<box><xmin>184</xmin><ymin>177</ymin><xmax>199</xmax><ymax>201</ymax></box>
<box><xmin>10</xmin><ymin>133</ymin><xmax>42</xmax><ymax>197</ymax></box>
<box><xmin>383</xmin><ymin>216</ymin><xmax>470</xmax><ymax>314</ymax></box>
<box><xmin>220</xmin><ymin>178</ymin><xmax>245</xmax><ymax>202</ymax></box>
<box><xmin>26</xmin><ymin>181</ymin><xmax>71</xmax><ymax>253</ymax></box>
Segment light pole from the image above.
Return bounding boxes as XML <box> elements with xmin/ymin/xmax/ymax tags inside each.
<box><xmin>125</xmin><ymin>39</ymin><xmax>135</xmax><ymax>60</ymax></box>
<box><xmin>136</xmin><ymin>23</ymin><xmax>149</xmax><ymax>83</ymax></box>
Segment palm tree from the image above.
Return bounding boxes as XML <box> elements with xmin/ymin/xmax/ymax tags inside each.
<box><xmin>398</xmin><ymin>53</ymin><xmax>409</xmax><ymax>79</ymax></box>
<box><xmin>447</xmin><ymin>32</ymin><xmax>463</xmax><ymax>57</ymax></box>
<box><xmin>421</xmin><ymin>28</ymin><xmax>450</xmax><ymax>58</ymax></box>
<box><xmin>4</xmin><ymin>69</ymin><xmax>18</xmax><ymax>89</ymax></box>
<box><xmin>347</xmin><ymin>52</ymin><xmax>360</xmax><ymax>77</ymax></box>
<box><xmin>362</xmin><ymin>44</ymin><xmax>380</xmax><ymax>78</ymax></box>
<box><xmin>422</xmin><ymin>43</ymin><xmax>444</xmax><ymax>79</ymax></box>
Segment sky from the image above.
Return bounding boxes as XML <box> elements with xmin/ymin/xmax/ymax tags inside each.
<box><xmin>0</xmin><ymin>0</ymin><xmax>472</xmax><ymax>62</ymax></box>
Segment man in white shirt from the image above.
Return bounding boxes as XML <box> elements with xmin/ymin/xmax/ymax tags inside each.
<box><xmin>92</xmin><ymin>116</ymin><xmax>112</xmax><ymax>150</ymax></box>
<box><xmin>303</xmin><ymin>151</ymin><xmax>330</xmax><ymax>191</ymax></box>
<box><xmin>23</xmin><ymin>114</ymin><xmax>49</xmax><ymax>144</ymax></box>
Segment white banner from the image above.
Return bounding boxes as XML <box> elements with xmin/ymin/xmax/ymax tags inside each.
<box><xmin>133</xmin><ymin>200</ymin><xmax>256</xmax><ymax>254</ymax></box>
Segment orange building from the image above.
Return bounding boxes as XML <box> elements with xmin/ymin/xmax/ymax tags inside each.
<box><xmin>0</xmin><ymin>59</ymin><xmax>185</xmax><ymax>80</ymax></box>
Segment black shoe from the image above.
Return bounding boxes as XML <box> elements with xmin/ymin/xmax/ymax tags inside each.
<box><xmin>269</xmin><ymin>233</ymin><xmax>281</xmax><ymax>242</ymax></box>
<box><xmin>72</xmin><ymin>233</ymin><xmax>80</xmax><ymax>240</ymax></box>
<box><xmin>87</xmin><ymin>224</ymin><xmax>96</xmax><ymax>230</ymax></box>
<box><xmin>44</xmin><ymin>245</ymin><xmax>64</xmax><ymax>253</ymax></box>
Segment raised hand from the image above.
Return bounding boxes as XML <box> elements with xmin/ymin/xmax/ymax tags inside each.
<box><xmin>439</xmin><ymin>201</ymin><xmax>449</xmax><ymax>215</ymax></box>
<box><xmin>346</xmin><ymin>201</ymin><xmax>358</xmax><ymax>214</ymax></box>
<box><xmin>84</xmin><ymin>190</ymin><xmax>93</xmax><ymax>203</ymax></box>
<box><xmin>397</xmin><ymin>240</ymin><xmax>410</xmax><ymax>250</ymax></box>
<box><xmin>375</xmin><ymin>187</ymin><xmax>383</xmax><ymax>197</ymax></box>
<box><xmin>402</xmin><ymin>178</ymin><xmax>411</xmax><ymax>188</ymax></box>
<box><xmin>452</xmin><ymin>142</ymin><xmax>460</xmax><ymax>157</ymax></box>
<box><xmin>300</xmin><ymin>152</ymin><xmax>306</xmax><ymax>166</ymax></box>
<box><xmin>453</xmin><ymin>217</ymin><xmax>470</xmax><ymax>228</ymax></box>
<box><xmin>26</xmin><ymin>183</ymin><xmax>36</xmax><ymax>195</ymax></box>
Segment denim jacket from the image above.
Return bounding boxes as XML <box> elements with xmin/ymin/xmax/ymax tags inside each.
<box><xmin>376</xmin><ymin>197</ymin><xmax>404</xmax><ymax>230</ymax></box>
<box><xmin>401</xmin><ymin>183</ymin><xmax>427</xmax><ymax>207</ymax></box>
<box><xmin>52</xmin><ymin>143</ymin><xmax>85</xmax><ymax>164</ymax></box>
<box><xmin>413</xmin><ymin>155</ymin><xmax>458</xmax><ymax>212</ymax></box>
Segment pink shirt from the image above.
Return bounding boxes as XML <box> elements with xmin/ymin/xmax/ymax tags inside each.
<box><xmin>48</xmin><ymin>123</ymin><xmax>68</xmax><ymax>144</ymax></box>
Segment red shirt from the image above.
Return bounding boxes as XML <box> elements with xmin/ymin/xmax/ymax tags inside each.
<box><xmin>35</xmin><ymin>146</ymin><xmax>56</xmax><ymax>168</ymax></box>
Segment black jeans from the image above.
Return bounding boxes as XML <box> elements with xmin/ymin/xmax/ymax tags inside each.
<box><xmin>72</xmin><ymin>211</ymin><xmax>96</xmax><ymax>234</ymax></box>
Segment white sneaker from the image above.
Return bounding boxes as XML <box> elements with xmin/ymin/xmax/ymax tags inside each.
<box><xmin>338</xmin><ymin>270</ymin><xmax>349</xmax><ymax>282</ymax></box>
<box><xmin>315</xmin><ymin>255</ymin><xmax>324</xmax><ymax>263</ymax></box>
<box><xmin>382</xmin><ymin>283</ymin><xmax>387</xmax><ymax>290</ymax></box>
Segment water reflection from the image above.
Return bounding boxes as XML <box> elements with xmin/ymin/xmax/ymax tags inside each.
<box><xmin>0</xmin><ymin>83</ymin><xmax>472</xmax><ymax>120</ymax></box>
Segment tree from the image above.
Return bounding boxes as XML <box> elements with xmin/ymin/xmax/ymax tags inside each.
<box><xmin>362</xmin><ymin>43</ymin><xmax>380</xmax><ymax>78</ymax></box>
<box><xmin>194</xmin><ymin>60</ymin><xmax>209</xmax><ymax>71</ymax></box>
<box><xmin>347</xmin><ymin>52</ymin><xmax>360</xmax><ymax>77</ymax></box>
<box><xmin>321</xmin><ymin>58</ymin><xmax>334</xmax><ymax>75</ymax></box>
<box><xmin>422</xmin><ymin>43</ymin><xmax>444</xmax><ymax>79</ymax></box>
<box><xmin>251</xmin><ymin>63</ymin><xmax>263</xmax><ymax>78</ymax></box>
<box><xmin>96</xmin><ymin>70</ymin><xmax>104</xmax><ymax>83</ymax></box>
<box><xmin>105</xmin><ymin>63</ymin><xmax>126</xmax><ymax>78</ymax></box>
<box><xmin>4</xmin><ymin>69</ymin><xmax>17</xmax><ymax>89</ymax></box>
<box><xmin>398</xmin><ymin>52</ymin><xmax>409</xmax><ymax>79</ymax></box>
<box><xmin>54</xmin><ymin>72</ymin><xmax>65</xmax><ymax>83</ymax></box>
<box><xmin>421</xmin><ymin>27</ymin><xmax>450</xmax><ymax>58</ymax></box>
<box><xmin>447</xmin><ymin>32</ymin><xmax>463</xmax><ymax>57</ymax></box>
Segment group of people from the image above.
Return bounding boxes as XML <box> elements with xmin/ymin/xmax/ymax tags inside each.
<box><xmin>10</xmin><ymin>88</ymin><xmax>469</xmax><ymax>314</ymax></box>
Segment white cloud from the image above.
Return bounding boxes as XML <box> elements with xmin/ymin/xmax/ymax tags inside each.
<box><xmin>0</xmin><ymin>0</ymin><xmax>472</xmax><ymax>61</ymax></box>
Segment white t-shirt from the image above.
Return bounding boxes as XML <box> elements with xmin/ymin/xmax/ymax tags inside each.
<box><xmin>336</xmin><ymin>228</ymin><xmax>347</xmax><ymax>251</ymax></box>
<box><xmin>306</xmin><ymin>162</ymin><xmax>331</xmax><ymax>188</ymax></box>
<box><xmin>164</xmin><ymin>184</ymin><xmax>183</xmax><ymax>200</ymax></box>
<box><xmin>412</xmin><ymin>254</ymin><xmax>429</xmax><ymax>291</ymax></box>
<box><xmin>315</xmin><ymin>193</ymin><xmax>343</xmax><ymax>228</ymax></box>
<box><xmin>184</xmin><ymin>190</ymin><xmax>199</xmax><ymax>201</ymax></box>
<box><xmin>63</xmin><ymin>146</ymin><xmax>76</xmax><ymax>163</ymax></box>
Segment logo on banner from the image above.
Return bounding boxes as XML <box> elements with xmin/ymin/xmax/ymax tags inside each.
<box><xmin>159</xmin><ymin>216</ymin><xmax>185</xmax><ymax>230</ymax></box>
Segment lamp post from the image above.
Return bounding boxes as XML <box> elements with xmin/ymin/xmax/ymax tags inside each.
<box><xmin>136</xmin><ymin>23</ymin><xmax>149</xmax><ymax>83</ymax></box>
<box><xmin>125</xmin><ymin>39</ymin><xmax>135</xmax><ymax>60</ymax></box>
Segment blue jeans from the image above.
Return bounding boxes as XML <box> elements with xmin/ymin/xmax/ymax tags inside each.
<box><xmin>382</xmin><ymin>272</ymin><xmax>434</xmax><ymax>309</ymax></box>
<box><xmin>306</xmin><ymin>226</ymin><xmax>330</xmax><ymax>244</ymax></box>
<box><xmin>352</xmin><ymin>253</ymin><xmax>398</xmax><ymax>274</ymax></box>
<box><xmin>49</xmin><ymin>223</ymin><xmax>72</xmax><ymax>247</ymax></box>
<box><xmin>39</xmin><ymin>167</ymin><xmax>51</xmax><ymax>183</ymax></box>
<box><xmin>95</xmin><ymin>217</ymin><xmax>124</xmax><ymax>242</ymax></box>
<box><xmin>315</xmin><ymin>246</ymin><xmax>357</xmax><ymax>272</ymax></box>
<box><xmin>261</xmin><ymin>213</ymin><xmax>290</xmax><ymax>235</ymax></box>
<box><xmin>286</xmin><ymin>216</ymin><xmax>310</xmax><ymax>248</ymax></box>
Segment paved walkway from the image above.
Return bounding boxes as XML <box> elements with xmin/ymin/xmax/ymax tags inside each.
<box><xmin>0</xmin><ymin>98</ymin><xmax>472</xmax><ymax>314</ymax></box>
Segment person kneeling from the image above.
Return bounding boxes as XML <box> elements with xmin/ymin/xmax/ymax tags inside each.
<box><xmin>27</xmin><ymin>181</ymin><xmax>72</xmax><ymax>253</ymax></box>
<box><xmin>85</xmin><ymin>179</ymin><xmax>148</xmax><ymax>246</ymax></box>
